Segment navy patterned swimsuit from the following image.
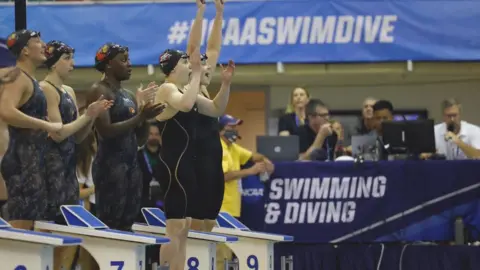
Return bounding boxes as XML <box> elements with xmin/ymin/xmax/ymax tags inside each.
<box><xmin>0</xmin><ymin>71</ymin><xmax>49</xmax><ymax>220</ymax></box>
<box><xmin>44</xmin><ymin>81</ymin><xmax>79</xmax><ymax>223</ymax></box>
<box><xmin>93</xmin><ymin>86</ymin><xmax>142</xmax><ymax>230</ymax></box>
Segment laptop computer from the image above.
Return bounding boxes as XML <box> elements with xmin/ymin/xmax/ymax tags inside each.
<box><xmin>256</xmin><ymin>136</ymin><xmax>299</xmax><ymax>161</ymax></box>
<box><xmin>351</xmin><ymin>134</ymin><xmax>377</xmax><ymax>156</ymax></box>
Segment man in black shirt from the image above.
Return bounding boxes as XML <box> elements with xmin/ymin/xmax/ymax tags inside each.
<box><xmin>137</xmin><ymin>123</ymin><xmax>163</xmax><ymax>269</ymax></box>
<box><xmin>298</xmin><ymin>99</ymin><xmax>337</xmax><ymax>161</ymax></box>
<box><xmin>372</xmin><ymin>100</ymin><xmax>394</xmax><ymax>160</ymax></box>
<box><xmin>137</xmin><ymin>123</ymin><xmax>163</xmax><ymax>213</ymax></box>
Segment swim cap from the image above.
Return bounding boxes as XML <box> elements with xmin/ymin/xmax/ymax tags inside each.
<box><xmin>44</xmin><ymin>40</ymin><xmax>75</xmax><ymax>68</ymax></box>
<box><xmin>158</xmin><ymin>49</ymin><xmax>188</xmax><ymax>76</ymax></box>
<box><xmin>94</xmin><ymin>42</ymin><xmax>128</xmax><ymax>72</ymax></box>
<box><xmin>6</xmin><ymin>29</ymin><xmax>41</xmax><ymax>58</ymax></box>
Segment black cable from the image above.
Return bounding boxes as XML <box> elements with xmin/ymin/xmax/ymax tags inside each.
<box><xmin>14</xmin><ymin>0</ymin><xmax>27</xmax><ymax>31</ymax></box>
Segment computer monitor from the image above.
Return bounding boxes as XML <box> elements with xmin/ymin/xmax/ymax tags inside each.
<box><xmin>256</xmin><ymin>136</ymin><xmax>299</xmax><ymax>161</ymax></box>
<box><xmin>382</xmin><ymin>119</ymin><xmax>436</xmax><ymax>154</ymax></box>
<box><xmin>405</xmin><ymin>119</ymin><xmax>436</xmax><ymax>153</ymax></box>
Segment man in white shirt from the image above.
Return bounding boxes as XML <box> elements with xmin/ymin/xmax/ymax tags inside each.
<box><xmin>434</xmin><ymin>98</ymin><xmax>480</xmax><ymax>159</ymax></box>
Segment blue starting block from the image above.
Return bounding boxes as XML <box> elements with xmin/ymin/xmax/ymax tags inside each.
<box><xmin>213</xmin><ymin>212</ymin><xmax>294</xmax><ymax>270</ymax></box>
<box><xmin>132</xmin><ymin>208</ymin><xmax>239</xmax><ymax>270</ymax></box>
<box><xmin>0</xmin><ymin>217</ymin><xmax>82</xmax><ymax>270</ymax></box>
<box><xmin>35</xmin><ymin>205</ymin><xmax>170</xmax><ymax>270</ymax></box>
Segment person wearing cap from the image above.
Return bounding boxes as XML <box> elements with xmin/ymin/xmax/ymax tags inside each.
<box><xmin>0</xmin><ymin>29</ymin><xmax>63</xmax><ymax>230</ymax></box>
<box><xmin>0</xmin><ymin>39</ymin><xmax>19</xmax><ymax>218</ymax></box>
<box><xmin>86</xmin><ymin>42</ymin><xmax>166</xmax><ymax>231</ymax></box>
<box><xmin>216</xmin><ymin>114</ymin><xmax>274</xmax><ymax>269</ymax></box>
<box><xmin>155</xmin><ymin>31</ymin><xmax>235</xmax><ymax>269</ymax></box>
<box><xmin>0</xmin><ymin>66</ymin><xmax>19</xmax><ymax>219</ymax></box>
<box><xmin>153</xmin><ymin>47</ymin><xmax>202</xmax><ymax>269</ymax></box>
<box><xmin>184</xmin><ymin>0</ymin><xmax>228</xmax><ymax>233</ymax></box>
<box><xmin>39</xmin><ymin>41</ymin><xmax>113</xmax><ymax>270</ymax></box>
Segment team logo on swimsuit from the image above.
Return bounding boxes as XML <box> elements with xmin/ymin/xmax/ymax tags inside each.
<box><xmin>6</xmin><ymin>33</ymin><xmax>17</xmax><ymax>48</ymax></box>
<box><xmin>129</xmin><ymin>107</ymin><xmax>136</xmax><ymax>114</ymax></box>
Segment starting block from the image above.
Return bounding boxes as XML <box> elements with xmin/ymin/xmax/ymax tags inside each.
<box><xmin>35</xmin><ymin>205</ymin><xmax>170</xmax><ymax>270</ymax></box>
<box><xmin>132</xmin><ymin>208</ymin><xmax>239</xmax><ymax>270</ymax></box>
<box><xmin>213</xmin><ymin>212</ymin><xmax>294</xmax><ymax>270</ymax></box>
<box><xmin>0</xmin><ymin>217</ymin><xmax>82</xmax><ymax>270</ymax></box>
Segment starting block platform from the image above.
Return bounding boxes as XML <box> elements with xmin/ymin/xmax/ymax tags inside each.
<box><xmin>0</xmin><ymin>217</ymin><xmax>82</xmax><ymax>270</ymax></box>
<box><xmin>132</xmin><ymin>208</ymin><xmax>239</xmax><ymax>270</ymax></box>
<box><xmin>35</xmin><ymin>205</ymin><xmax>170</xmax><ymax>270</ymax></box>
<box><xmin>213</xmin><ymin>212</ymin><xmax>294</xmax><ymax>270</ymax></box>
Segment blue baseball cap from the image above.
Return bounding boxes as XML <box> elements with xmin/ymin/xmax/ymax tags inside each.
<box><xmin>219</xmin><ymin>114</ymin><xmax>243</xmax><ymax>126</ymax></box>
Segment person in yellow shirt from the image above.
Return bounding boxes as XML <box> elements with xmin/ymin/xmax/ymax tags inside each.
<box><xmin>217</xmin><ymin>114</ymin><xmax>274</xmax><ymax>269</ymax></box>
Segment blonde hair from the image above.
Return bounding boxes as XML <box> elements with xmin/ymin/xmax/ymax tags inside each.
<box><xmin>285</xmin><ymin>87</ymin><xmax>310</xmax><ymax>113</ymax></box>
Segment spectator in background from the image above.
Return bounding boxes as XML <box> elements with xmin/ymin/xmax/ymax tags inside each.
<box><xmin>372</xmin><ymin>100</ymin><xmax>394</xmax><ymax>160</ymax></box>
<box><xmin>298</xmin><ymin>99</ymin><xmax>337</xmax><ymax>161</ymax></box>
<box><xmin>278</xmin><ymin>87</ymin><xmax>310</xmax><ymax>136</ymax></box>
<box><xmin>434</xmin><ymin>98</ymin><xmax>480</xmax><ymax>159</ymax></box>
<box><xmin>138</xmin><ymin>122</ymin><xmax>162</xmax><ymax>270</ymax></box>
<box><xmin>344</xmin><ymin>97</ymin><xmax>377</xmax><ymax>151</ymax></box>
<box><xmin>218</xmin><ymin>114</ymin><xmax>274</xmax><ymax>270</ymax></box>
<box><xmin>356</xmin><ymin>97</ymin><xmax>377</xmax><ymax>135</ymax></box>
<box><xmin>138</xmin><ymin>122</ymin><xmax>163</xmax><ymax>214</ymax></box>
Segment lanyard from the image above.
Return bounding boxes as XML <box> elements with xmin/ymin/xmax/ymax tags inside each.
<box><xmin>295</xmin><ymin>114</ymin><xmax>302</xmax><ymax>127</ymax></box>
<box><xmin>450</xmin><ymin>142</ymin><xmax>461</xmax><ymax>160</ymax></box>
<box><xmin>143</xmin><ymin>149</ymin><xmax>153</xmax><ymax>174</ymax></box>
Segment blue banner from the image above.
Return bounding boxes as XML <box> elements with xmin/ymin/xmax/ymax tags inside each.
<box><xmin>1</xmin><ymin>1</ymin><xmax>480</xmax><ymax>66</ymax></box>
<box><xmin>240</xmin><ymin>174</ymin><xmax>266</xmax><ymax>231</ymax></box>
<box><xmin>263</xmin><ymin>160</ymin><xmax>480</xmax><ymax>243</ymax></box>
<box><xmin>0</xmin><ymin>38</ymin><xmax>15</xmax><ymax>67</ymax></box>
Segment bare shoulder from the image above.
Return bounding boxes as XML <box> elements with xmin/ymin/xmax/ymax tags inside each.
<box><xmin>5</xmin><ymin>72</ymin><xmax>29</xmax><ymax>93</ymax></box>
<box><xmin>156</xmin><ymin>82</ymin><xmax>177</xmax><ymax>102</ymax></box>
<box><xmin>38</xmin><ymin>81</ymin><xmax>60</xmax><ymax>102</ymax></box>
<box><xmin>38</xmin><ymin>80</ymin><xmax>58</xmax><ymax>94</ymax></box>
<box><xmin>88</xmin><ymin>81</ymin><xmax>113</xmax><ymax>102</ymax></box>
<box><xmin>63</xmin><ymin>84</ymin><xmax>79</xmax><ymax>103</ymax></box>
<box><xmin>62</xmin><ymin>84</ymin><xmax>75</xmax><ymax>96</ymax></box>
<box><xmin>159</xmin><ymin>82</ymin><xmax>177</xmax><ymax>93</ymax></box>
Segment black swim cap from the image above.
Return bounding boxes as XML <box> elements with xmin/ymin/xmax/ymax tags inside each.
<box><xmin>94</xmin><ymin>42</ymin><xmax>128</xmax><ymax>72</ymax></box>
<box><xmin>6</xmin><ymin>29</ymin><xmax>41</xmax><ymax>58</ymax></box>
<box><xmin>158</xmin><ymin>49</ymin><xmax>188</xmax><ymax>76</ymax></box>
<box><xmin>44</xmin><ymin>40</ymin><xmax>75</xmax><ymax>68</ymax></box>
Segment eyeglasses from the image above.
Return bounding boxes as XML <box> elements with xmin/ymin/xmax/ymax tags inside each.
<box><xmin>312</xmin><ymin>113</ymin><xmax>329</xmax><ymax>117</ymax></box>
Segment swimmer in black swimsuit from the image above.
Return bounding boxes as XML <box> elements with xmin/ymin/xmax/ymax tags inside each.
<box><xmin>40</xmin><ymin>40</ymin><xmax>112</xmax><ymax>270</ymax></box>
<box><xmin>86</xmin><ymin>43</ymin><xmax>165</xmax><ymax>231</ymax></box>
<box><xmin>186</xmin><ymin>0</ymin><xmax>228</xmax><ymax>232</ymax></box>
<box><xmin>0</xmin><ymin>30</ymin><xmax>63</xmax><ymax>230</ymax></box>
<box><xmin>155</xmin><ymin>35</ymin><xmax>235</xmax><ymax>270</ymax></box>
